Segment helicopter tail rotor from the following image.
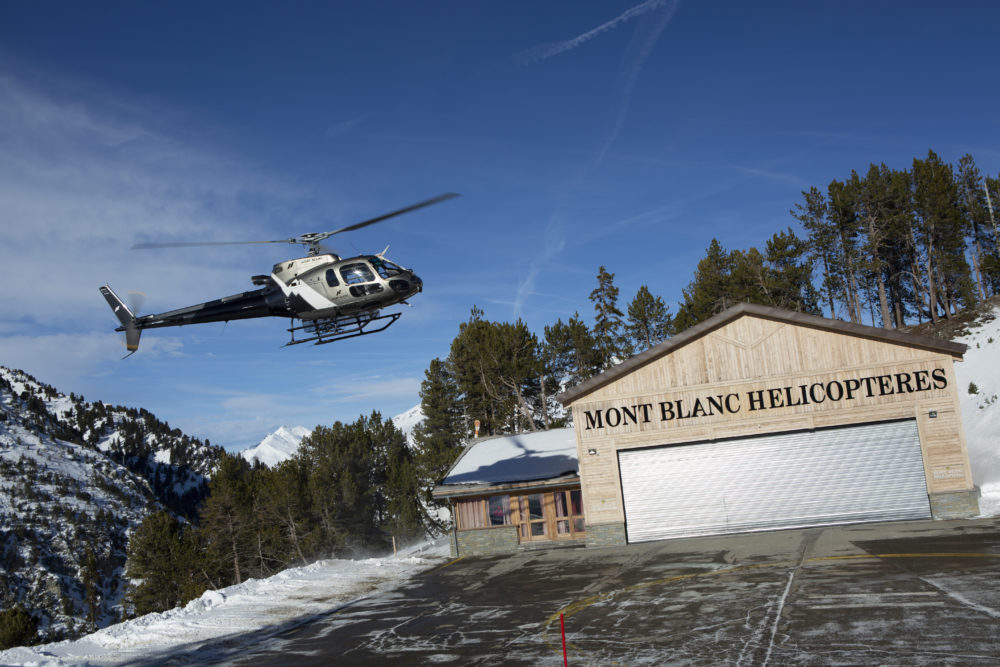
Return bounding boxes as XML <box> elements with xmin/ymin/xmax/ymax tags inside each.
<box><xmin>100</xmin><ymin>285</ymin><xmax>142</xmax><ymax>357</ymax></box>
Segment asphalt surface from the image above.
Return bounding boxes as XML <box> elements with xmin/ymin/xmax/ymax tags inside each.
<box><xmin>143</xmin><ymin>518</ymin><xmax>1000</xmax><ymax>666</ymax></box>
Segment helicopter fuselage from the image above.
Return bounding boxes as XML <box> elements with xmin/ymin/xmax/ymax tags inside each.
<box><xmin>101</xmin><ymin>253</ymin><xmax>422</xmax><ymax>350</ymax></box>
<box><xmin>270</xmin><ymin>253</ymin><xmax>422</xmax><ymax>319</ymax></box>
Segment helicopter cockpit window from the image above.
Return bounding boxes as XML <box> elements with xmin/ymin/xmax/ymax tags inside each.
<box><xmin>325</xmin><ymin>269</ymin><xmax>339</xmax><ymax>287</ymax></box>
<box><xmin>369</xmin><ymin>256</ymin><xmax>403</xmax><ymax>279</ymax></box>
<box><xmin>340</xmin><ymin>263</ymin><xmax>376</xmax><ymax>285</ymax></box>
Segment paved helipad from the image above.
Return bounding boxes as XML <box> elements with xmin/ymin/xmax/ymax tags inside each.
<box><xmin>144</xmin><ymin>518</ymin><xmax>1000</xmax><ymax>666</ymax></box>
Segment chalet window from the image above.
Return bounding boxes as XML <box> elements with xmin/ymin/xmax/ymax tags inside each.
<box><xmin>455</xmin><ymin>498</ymin><xmax>487</xmax><ymax>529</ymax></box>
<box><xmin>488</xmin><ymin>495</ymin><xmax>512</xmax><ymax>526</ymax></box>
<box><xmin>453</xmin><ymin>488</ymin><xmax>585</xmax><ymax>541</ymax></box>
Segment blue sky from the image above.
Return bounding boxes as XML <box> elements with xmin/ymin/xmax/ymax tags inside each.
<box><xmin>1</xmin><ymin>1</ymin><xmax>998</xmax><ymax>450</ymax></box>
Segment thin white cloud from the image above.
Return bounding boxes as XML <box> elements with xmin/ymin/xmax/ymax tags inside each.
<box><xmin>516</xmin><ymin>0</ymin><xmax>674</xmax><ymax>65</ymax></box>
<box><xmin>324</xmin><ymin>115</ymin><xmax>369</xmax><ymax>140</ymax></box>
<box><xmin>313</xmin><ymin>376</ymin><xmax>422</xmax><ymax>403</ymax></box>
<box><xmin>0</xmin><ymin>71</ymin><xmax>334</xmax><ymax>333</ymax></box>
<box><xmin>512</xmin><ymin>2</ymin><xmax>680</xmax><ymax>316</ymax></box>
<box><xmin>0</xmin><ymin>331</ymin><xmax>181</xmax><ymax>393</ymax></box>
<box><xmin>592</xmin><ymin>0</ymin><xmax>679</xmax><ymax>168</ymax></box>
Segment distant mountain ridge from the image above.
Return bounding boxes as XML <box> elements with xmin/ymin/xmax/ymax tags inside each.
<box><xmin>238</xmin><ymin>405</ymin><xmax>425</xmax><ymax>468</ymax></box>
<box><xmin>240</xmin><ymin>425</ymin><xmax>312</xmax><ymax>467</ymax></box>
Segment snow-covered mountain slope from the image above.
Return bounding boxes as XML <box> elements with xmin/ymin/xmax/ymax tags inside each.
<box><xmin>0</xmin><ymin>380</ymin><xmax>156</xmax><ymax>638</ymax></box>
<box><xmin>0</xmin><ymin>367</ymin><xmax>224</xmax><ymax>641</ymax></box>
<box><xmin>953</xmin><ymin>306</ymin><xmax>1000</xmax><ymax>515</ymax></box>
<box><xmin>239</xmin><ymin>425</ymin><xmax>312</xmax><ymax>467</ymax></box>
<box><xmin>393</xmin><ymin>404</ymin><xmax>424</xmax><ymax>445</ymax></box>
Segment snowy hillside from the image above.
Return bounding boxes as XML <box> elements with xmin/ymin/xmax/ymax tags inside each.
<box><xmin>0</xmin><ymin>367</ymin><xmax>223</xmax><ymax>641</ymax></box>
<box><xmin>393</xmin><ymin>404</ymin><xmax>424</xmax><ymax>444</ymax></box>
<box><xmin>0</xmin><ymin>376</ymin><xmax>157</xmax><ymax>638</ymax></box>
<box><xmin>953</xmin><ymin>305</ymin><xmax>1000</xmax><ymax>515</ymax></box>
<box><xmin>239</xmin><ymin>426</ymin><xmax>311</xmax><ymax>467</ymax></box>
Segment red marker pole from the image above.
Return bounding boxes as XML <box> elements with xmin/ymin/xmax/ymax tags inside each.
<box><xmin>561</xmin><ymin>613</ymin><xmax>568</xmax><ymax>666</ymax></box>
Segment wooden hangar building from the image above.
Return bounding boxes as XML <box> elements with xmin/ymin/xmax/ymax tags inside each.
<box><xmin>436</xmin><ymin>303</ymin><xmax>979</xmax><ymax>556</ymax></box>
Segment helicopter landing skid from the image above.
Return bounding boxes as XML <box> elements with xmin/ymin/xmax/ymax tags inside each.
<box><xmin>284</xmin><ymin>311</ymin><xmax>401</xmax><ymax>347</ymax></box>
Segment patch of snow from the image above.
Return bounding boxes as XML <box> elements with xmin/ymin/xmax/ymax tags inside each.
<box><xmin>0</xmin><ymin>539</ymin><xmax>450</xmax><ymax>666</ymax></box>
<box><xmin>953</xmin><ymin>306</ymin><xmax>1000</xmax><ymax>515</ymax></box>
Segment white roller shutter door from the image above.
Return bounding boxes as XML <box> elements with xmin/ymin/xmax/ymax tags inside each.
<box><xmin>619</xmin><ymin>419</ymin><xmax>931</xmax><ymax>543</ymax></box>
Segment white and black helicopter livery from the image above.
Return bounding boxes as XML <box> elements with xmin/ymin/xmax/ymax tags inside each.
<box><xmin>100</xmin><ymin>193</ymin><xmax>458</xmax><ymax>355</ymax></box>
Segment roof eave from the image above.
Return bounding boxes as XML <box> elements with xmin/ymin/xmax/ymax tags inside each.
<box><xmin>557</xmin><ymin>303</ymin><xmax>967</xmax><ymax>406</ymax></box>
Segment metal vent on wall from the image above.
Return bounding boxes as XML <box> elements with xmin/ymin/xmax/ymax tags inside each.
<box><xmin>618</xmin><ymin>419</ymin><xmax>931</xmax><ymax>543</ymax></box>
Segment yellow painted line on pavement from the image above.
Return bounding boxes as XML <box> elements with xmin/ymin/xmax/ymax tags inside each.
<box><xmin>427</xmin><ymin>556</ymin><xmax>464</xmax><ymax>572</ymax></box>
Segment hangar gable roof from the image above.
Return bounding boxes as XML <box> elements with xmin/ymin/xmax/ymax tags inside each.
<box><xmin>557</xmin><ymin>303</ymin><xmax>966</xmax><ymax>406</ymax></box>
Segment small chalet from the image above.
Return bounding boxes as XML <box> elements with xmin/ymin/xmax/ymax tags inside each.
<box><xmin>432</xmin><ymin>428</ymin><xmax>585</xmax><ymax>557</ymax></box>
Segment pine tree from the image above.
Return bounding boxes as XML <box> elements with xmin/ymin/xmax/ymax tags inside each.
<box><xmin>764</xmin><ymin>228</ymin><xmax>818</xmax><ymax>314</ymax></box>
<box><xmin>125</xmin><ymin>510</ymin><xmax>202</xmax><ymax>615</ymax></box>
<box><xmin>956</xmin><ymin>154</ymin><xmax>995</xmax><ymax>299</ymax></box>
<box><xmin>624</xmin><ymin>286</ymin><xmax>671</xmax><ymax>352</ymax></box>
<box><xmin>672</xmin><ymin>239</ymin><xmax>735</xmax><ymax>332</ymax></box>
<box><xmin>589</xmin><ymin>266</ymin><xmax>629</xmax><ymax>368</ymax></box>
<box><xmin>543</xmin><ymin>314</ymin><xmax>601</xmax><ymax>388</ymax></box>
<box><xmin>448</xmin><ymin>307</ymin><xmax>497</xmax><ymax>436</ymax></box>
<box><xmin>0</xmin><ymin>605</ymin><xmax>39</xmax><ymax>650</ymax></box>
<box><xmin>412</xmin><ymin>359</ymin><xmax>465</xmax><ymax>502</ymax></box>
<box><xmin>254</xmin><ymin>461</ymin><xmax>310</xmax><ymax>570</ymax></box>
<box><xmin>377</xmin><ymin>418</ymin><xmax>423</xmax><ymax>542</ymax></box>
<box><xmin>300</xmin><ymin>418</ymin><xmax>381</xmax><ymax>556</ymax></box>
<box><xmin>827</xmin><ymin>178</ymin><xmax>864</xmax><ymax>323</ymax></box>
<box><xmin>199</xmin><ymin>453</ymin><xmax>253</xmax><ymax>585</ymax></box>
<box><xmin>912</xmin><ymin>150</ymin><xmax>975</xmax><ymax>319</ymax></box>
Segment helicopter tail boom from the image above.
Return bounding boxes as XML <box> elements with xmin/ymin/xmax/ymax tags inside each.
<box><xmin>99</xmin><ymin>285</ymin><xmax>142</xmax><ymax>354</ymax></box>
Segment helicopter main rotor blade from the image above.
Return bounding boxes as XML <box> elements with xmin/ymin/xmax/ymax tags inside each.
<box><xmin>311</xmin><ymin>192</ymin><xmax>460</xmax><ymax>241</ymax></box>
<box><xmin>132</xmin><ymin>240</ymin><xmax>295</xmax><ymax>250</ymax></box>
<box><xmin>131</xmin><ymin>192</ymin><xmax>459</xmax><ymax>251</ymax></box>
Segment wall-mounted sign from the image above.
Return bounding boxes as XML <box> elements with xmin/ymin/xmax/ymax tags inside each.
<box><xmin>581</xmin><ymin>367</ymin><xmax>948</xmax><ymax>432</ymax></box>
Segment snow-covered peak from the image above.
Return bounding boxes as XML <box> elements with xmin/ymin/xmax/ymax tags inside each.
<box><xmin>239</xmin><ymin>425</ymin><xmax>312</xmax><ymax>468</ymax></box>
<box><xmin>393</xmin><ymin>404</ymin><xmax>424</xmax><ymax>444</ymax></box>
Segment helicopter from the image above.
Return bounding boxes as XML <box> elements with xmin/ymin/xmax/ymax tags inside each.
<box><xmin>100</xmin><ymin>193</ymin><xmax>458</xmax><ymax>355</ymax></box>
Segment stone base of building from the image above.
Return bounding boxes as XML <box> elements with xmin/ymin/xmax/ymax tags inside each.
<box><xmin>454</xmin><ymin>525</ymin><xmax>519</xmax><ymax>557</ymax></box>
<box><xmin>929</xmin><ymin>488</ymin><xmax>981</xmax><ymax>519</ymax></box>
<box><xmin>585</xmin><ymin>521</ymin><xmax>628</xmax><ymax>548</ymax></box>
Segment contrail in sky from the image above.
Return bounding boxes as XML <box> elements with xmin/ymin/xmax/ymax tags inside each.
<box><xmin>517</xmin><ymin>0</ymin><xmax>673</xmax><ymax>65</ymax></box>
<box><xmin>594</xmin><ymin>0</ymin><xmax>679</xmax><ymax>167</ymax></box>
<box><xmin>512</xmin><ymin>1</ymin><xmax>680</xmax><ymax>317</ymax></box>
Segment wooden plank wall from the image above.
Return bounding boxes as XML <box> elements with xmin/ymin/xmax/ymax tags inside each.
<box><xmin>569</xmin><ymin>315</ymin><xmax>975</xmax><ymax>527</ymax></box>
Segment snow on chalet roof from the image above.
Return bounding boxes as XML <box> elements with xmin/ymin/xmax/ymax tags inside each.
<box><xmin>440</xmin><ymin>428</ymin><xmax>578</xmax><ymax>488</ymax></box>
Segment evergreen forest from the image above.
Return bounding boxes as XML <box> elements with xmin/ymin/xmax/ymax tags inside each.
<box><xmin>8</xmin><ymin>149</ymin><xmax>1000</xmax><ymax>639</ymax></box>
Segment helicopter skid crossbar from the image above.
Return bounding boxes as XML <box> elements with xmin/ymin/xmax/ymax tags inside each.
<box><xmin>284</xmin><ymin>311</ymin><xmax>401</xmax><ymax>346</ymax></box>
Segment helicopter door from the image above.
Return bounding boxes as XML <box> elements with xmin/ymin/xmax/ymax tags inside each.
<box><xmin>322</xmin><ymin>268</ymin><xmax>344</xmax><ymax>299</ymax></box>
